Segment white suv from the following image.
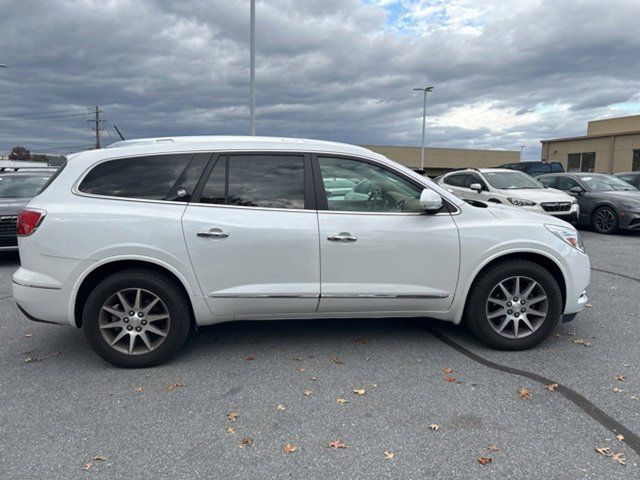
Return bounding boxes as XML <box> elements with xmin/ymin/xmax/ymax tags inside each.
<box><xmin>437</xmin><ymin>168</ymin><xmax>579</xmax><ymax>223</ymax></box>
<box><xmin>13</xmin><ymin>137</ymin><xmax>590</xmax><ymax>367</ymax></box>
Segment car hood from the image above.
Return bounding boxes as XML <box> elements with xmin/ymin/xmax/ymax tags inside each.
<box><xmin>0</xmin><ymin>197</ymin><xmax>31</xmax><ymax>216</ymax></box>
<box><xmin>487</xmin><ymin>203</ymin><xmax>570</xmax><ymax>227</ymax></box>
<box><xmin>589</xmin><ymin>190</ymin><xmax>640</xmax><ymax>202</ymax></box>
<box><xmin>494</xmin><ymin>187</ymin><xmax>572</xmax><ymax>202</ymax></box>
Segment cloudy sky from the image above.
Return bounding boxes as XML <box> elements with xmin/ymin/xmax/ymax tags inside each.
<box><xmin>1</xmin><ymin>0</ymin><xmax>639</xmax><ymax>159</ymax></box>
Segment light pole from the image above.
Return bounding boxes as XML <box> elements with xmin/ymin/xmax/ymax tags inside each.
<box><xmin>413</xmin><ymin>86</ymin><xmax>433</xmax><ymax>171</ymax></box>
<box><xmin>249</xmin><ymin>0</ymin><xmax>256</xmax><ymax>136</ymax></box>
<box><xmin>520</xmin><ymin>145</ymin><xmax>525</xmax><ymax>161</ymax></box>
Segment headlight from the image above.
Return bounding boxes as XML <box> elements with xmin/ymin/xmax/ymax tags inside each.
<box><xmin>545</xmin><ymin>224</ymin><xmax>585</xmax><ymax>253</ymax></box>
<box><xmin>507</xmin><ymin>197</ymin><xmax>536</xmax><ymax>206</ymax></box>
<box><xmin>620</xmin><ymin>201</ymin><xmax>640</xmax><ymax>212</ymax></box>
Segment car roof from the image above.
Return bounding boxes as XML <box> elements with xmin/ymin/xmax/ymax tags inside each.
<box><xmin>614</xmin><ymin>171</ymin><xmax>640</xmax><ymax>175</ymax></box>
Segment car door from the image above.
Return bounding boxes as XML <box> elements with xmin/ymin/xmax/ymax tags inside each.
<box><xmin>314</xmin><ymin>155</ymin><xmax>459</xmax><ymax>314</ymax></box>
<box><xmin>464</xmin><ymin>172</ymin><xmax>489</xmax><ymax>201</ymax></box>
<box><xmin>442</xmin><ymin>173</ymin><xmax>469</xmax><ymax>199</ymax></box>
<box><xmin>555</xmin><ymin>176</ymin><xmax>590</xmax><ymax>223</ymax></box>
<box><xmin>181</xmin><ymin>153</ymin><xmax>320</xmax><ymax>316</ymax></box>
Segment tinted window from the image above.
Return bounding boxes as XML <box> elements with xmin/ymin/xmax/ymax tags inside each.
<box><xmin>165</xmin><ymin>153</ymin><xmax>211</xmax><ymax>201</ymax></box>
<box><xmin>444</xmin><ymin>174</ymin><xmax>467</xmax><ymax>187</ymax></box>
<box><xmin>199</xmin><ymin>154</ymin><xmax>305</xmax><ymax>209</ymax></box>
<box><xmin>537</xmin><ymin>176</ymin><xmax>557</xmax><ymax>188</ymax></box>
<box><xmin>502</xmin><ymin>163</ymin><xmax>526</xmax><ymax>172</ymax></box>
<box><xmin>465</xmin><ymin>173</ymin><xmax>486</xmax><ymax>189</ymax></box>
<box><xmin>527</xmin><ymin>163</ymin><xmax>551</xmax><ymax>175</ymax></box>
<box><xmin>551</xmin><ymin>162</ymin><xmax>564</xmax><ymax>173</ymax></box>
<box><xmin>318</xmin><ymin>156</ymin><xmax>424</xmax><ymax>213</ymax></box>
<box><xmin>555</xmin><ymin>176</ymin><xmax>580</xmax><ymax>191</ymax></box>
<box><xmin>79</xmin><ymin>154</ymin><xmax>193</xmax><ymax>200</ymax></box>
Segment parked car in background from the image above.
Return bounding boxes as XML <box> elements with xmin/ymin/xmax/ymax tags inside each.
<box><xmin>13</xmin><ymin>136</ymin><xmax>589</xmax><ymax>367</ymax></box>
<box><xmin>0</xmin><ymin>169</ymin><xmax>56</xmax><ymax>251</ymax></box>
<box><xmin>498</xmin><ymin>161</ymin><xmax>564</xmax><ymax>177</ymax></box>
<box><xmin>614</xmin><ymin>171</ymin><xmax>640</xmax><ymax>189</ymax></box>
<box><xmin>436</xmin><ymin>168</ymin><xmax>579</xmax><ymax>223</ymax></box>
<box><xmin>537</xmin><ymin>173</ymin><xmax>640</xmax><ymax>234</ymax></box>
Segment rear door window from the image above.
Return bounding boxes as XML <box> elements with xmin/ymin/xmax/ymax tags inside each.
<box><xmin>444</xmin><ymin>174</ymin><xmax>467</xmax><ymax>187</ymax></box>
<box><xmin>198</xmin><ymin>154</ymin><xmax>306</xmax><ymax>209</ymax></box>
<box><xmin>79</xmin><ymin>154</ymin><xmax>199</xmax><ymax>200</ymax></box>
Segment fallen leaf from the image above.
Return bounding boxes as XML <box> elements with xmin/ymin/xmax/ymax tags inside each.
<box><xmin>444</xmin><ymin>376</ymin><xmax>457</xmax><ymax>383</ymax></box>
<box><xmin>135</xmin><ymin>386</ymin><xmax>145</xmax><ymax>393</ymax></box>
<box><xmin>293</xmin><ymin>357</ymin><xmax>303</xmax><ymax>361</ymax></box>
<box><xmin>24</xmin><ymin>332</ymin><xmax>33</xmax><ymax>338</ymax></box>
<box><xmin>331</xmin><ymin>356</ymin><xmax>344</xmax><ymax>365</ymax></box>
<box><xmin>442</xmin><ymin>367</ymin><xmax>454</xmax><ymax>374</ymax></box>
<box><xmin>226</xmin><ymin>427</ymin><xmax>236</xmax><ymax>434</ymax></box>
<box><xmin>612</xmin><ymin>452</ymin><xmax>625</xmax><ymax>465</ymax></box>
<box><xmin>83</xmin><ymin>463</ymin><xmax>93</xmax><ymax>471</ymax></box>
<box><xmin>245</xmin><ymin>355</ymin><xmax>255</xmax><ymax>361</ymax></box>
<box><xmin>552</xmin><ymin>332</ymin><xmax>562</xmax><ymax>337</ymax></box>
<box><xmin>93</xmin><ymin>455</ymin><xmax>107</xmax><ymax>462</ymax></box>
<box><xmin>518</xmin><ymin>387</ymin><xmax>533</xmax><ymax>400</ymax></box>
<box><xmin>52</xmin><ymin>351</ymin><xmax>61</xmax><ymax>357</ymax></box>
<box><xmin>311</xmin><ymin>376</ymin><xmax>319</xmax><ymax>381</ymax></box>
<box><xmin>487</xmin><ymin>444</ymin><xmax>499</xmax><ymax>452</ymax></box>
<box><xmin>477</xmin><ymin>457</ymin><xmax>492</xmax><ymax>465</ymax></box>
<box><xmin>327</xmin><ymin>440</ymin><xmax>349</xmax><ymax>449</ymax></box>
<box><xmin>586</xmin><ymin>303</ymin><xmax>593</xmax><ymax>308</ymax></box>
<box><xmin>616</xmin><ymin>434</ymin><xmax>624</xmax><ymax>442</ymax></box>
<box><xmin>613</xmin><ymin>387</ymin><xmax>625</xmax><ymax>394</ymax></box>
<box><xmin>384</xmin><ymin>450</ymin><xmax>395</xmax><ymax>460</ymax></box>
<box><xmin>614</xmin><ymin>375</ymin><xmax>626</xmax><ymax>382</ymax></box>
<box><xmin>631</xmin><ymin>395</ymin><xmax>639</xmax><ymax>400</ymax></box>
<box><xmin>227</xmin><ymin>412</ymin><xmax>238</xmax><ymax>422</ymax></box>
<box><xmin>303</xmin><ymin>389</ymin><xmax>313</xmax><ymax>396</ymax></box>
<box><xmin>24</xmin><ymin>355</ymin><xmax>43</xmax><ymax>363</ymax></box>
<box><xmin>353</xmin><ymin>388</ymin><xmax>366</xmax><ymax>396</ymax></box>
<box><xmin>336</xmin><ymin>398</ymin><xmax>349</xmax><ymax>404</ymax></box>
<box><xmin>572</xmin><ymin>338</ymin><xmax>592</xmax><ymax>347</ymax></box>
<box><xmin>299</xmin><ymin>367</ymin><xmax>307</xmax><ymax>372</ymax></box>
<box><xmin>277</xmin><ymin>404</ymin><xmax>286</xmax><ymax>411</ymax></box>
<box><xmin>352</xmin><ymin>337</ymin><xmax>369</xmax><ymax>344</ymax></box>
<box><xmin>283</xmin><ymin>443</ymin><xmax>298</xmax><ymax>454</ymax></box>
<box><xmin>429</xmin><ymin>424</ymin><xmax>440</xmax><ymax>431</ymax></box>
<box><xmin>166</xmin><ymin>382</ymin><xmax>184</xmax><ymax>392</ymax></box>
<box><xmin>595</xmin><ymin>446</ymin><xmax>611</xmax><ymax>456</ymax></box>
<box><xmin>545</xmin><ymin>383</ymin><xmax>559</xmax><ymax>392</ymax></box>
<box><xmin>238</xmin><ymin>437</ymin><xmax>253</xmax><ymax>448</ymax></box>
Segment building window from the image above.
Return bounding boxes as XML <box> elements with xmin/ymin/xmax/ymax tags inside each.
<box><xmin>633</xmin><ymin>150</ymin><xmax>640</xmax><ymax>171</ymax></box>
<box><xmin>567</xmin><ymin>152</ymin><xmax>595</xmax><ymax>172</ymax></box>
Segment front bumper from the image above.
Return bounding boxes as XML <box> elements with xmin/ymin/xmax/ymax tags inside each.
<box><xmin>619</xmin><ymin>210</ymin><xmax>640</xmax><ymax>230</ymax></box>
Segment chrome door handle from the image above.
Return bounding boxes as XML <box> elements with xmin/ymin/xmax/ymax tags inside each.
<box><xmin>197</xmin><ymin>228</ymin><xmax>229</xmax><ymax>239</ymax></box>
<box><xmin>327</xmin><ymin>232</ymin><xmax>357</xmax><ymax>242</ymax></box>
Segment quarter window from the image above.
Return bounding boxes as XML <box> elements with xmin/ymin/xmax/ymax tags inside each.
<box><xmin>199</xmin><ymin>154</ymin><xmax>305</xmax><ymax>209</ymax></box>
<box><xmin>318</xmin><ymin>156</ymin><xmax>424</xmax><ymax>213</ymax></box>
<box><xmin>79</xmin><ymin>154</ymin><xmax>194</xmax><ymax>200</ymax></box>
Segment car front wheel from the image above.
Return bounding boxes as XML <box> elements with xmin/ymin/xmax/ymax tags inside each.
<box><xmin>592</xmin><ymin>206</ymin><xmax>618</xmax><ymax>234</ymax></box>
<box><xmin>82</xmin><ymin>270</ymin><xmax>191</xmax><ymax>368</ymax></box>
<box><xmin>465</xmin><ymin>260</ymin><xmax>562</xmax><ymax>350</ymax></box>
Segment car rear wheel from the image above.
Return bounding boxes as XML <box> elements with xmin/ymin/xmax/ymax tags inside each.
<box><xmin>592</xmin><ymin>206</ymin><xmax>618</xmax><ymax>234</ymax></box>
<box><xmin>82</xmin><ymin>270</ymin><xmax>191</xmax><ymax>368</ymax></box>
<box><xmin>465</xmin><ymin>260</ymin><xmax>562</xmax><ymax>350</ymax></box>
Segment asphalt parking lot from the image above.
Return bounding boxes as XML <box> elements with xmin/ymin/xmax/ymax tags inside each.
<box><xmin>1</xmin><ymin>230</ymin><xmax>639</xmax><ymax>479</ymax></box>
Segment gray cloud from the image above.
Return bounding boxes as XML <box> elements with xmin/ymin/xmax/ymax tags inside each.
<box><xmin>1</xmin><ymin>0</ymin><xmax>639</xmax><ymax>160</ymax></box>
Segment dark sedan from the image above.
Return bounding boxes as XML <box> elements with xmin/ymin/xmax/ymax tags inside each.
<box><xmin>537</xmin><ymin>172</ymin><xmax>640</xmax><ymax>234</ymax></box>
<box><xmin>0</xmin><ymin>170</ymin><xmax>56</xmax><ymax>250</ymax></box>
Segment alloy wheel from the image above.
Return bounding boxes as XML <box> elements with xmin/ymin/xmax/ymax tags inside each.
<box><xmin>594</xmin><ymin>208</ymin><xmax>616</xmax><ymax>233</ymax></box>
<box><xmin>98</xmin><ymin>288</ymin><xmax>171</xmax><ymax>355</ymax></box>
<box><xmin>485</xmin><ymin>276</ymin><xmax>548</xmax><ymax>339</ymax></box>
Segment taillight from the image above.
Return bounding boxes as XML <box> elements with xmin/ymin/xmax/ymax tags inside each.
<box><xmin>17</xmin><ymin>209</ymin><xmax>46</xmax><ymax>236</ymax></box>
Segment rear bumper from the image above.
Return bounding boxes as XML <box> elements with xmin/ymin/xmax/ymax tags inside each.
<box><xmin>0</xmin><ymin>234</ymin><xmax>18</xmax><ymax>250</ymax></box>
<box><xmin>12</xmin><ymin>270</ymin><xmax>71</xmax><ymax>325</ymax></box>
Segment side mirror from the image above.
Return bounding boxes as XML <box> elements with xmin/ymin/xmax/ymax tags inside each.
<box><xmin>420</xmin><ymin>188</ymin><xmax>443</xmax><ymax>213</ymax></box>
<box><xmin>569</xmin><ymin>186</ymin><xmax>584</xmax><ymax>195</ymax></box>
<box><xmin>469</xmin><ymin>182</ymin><xmax>483</xmax><ymax>193</ymax></box>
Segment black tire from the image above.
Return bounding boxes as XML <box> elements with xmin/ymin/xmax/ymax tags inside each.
<box><xmin>464</xmin><ymin>259</ymin><xmax>562</xmax><ymax>350</ymax></box>
<box><xmin>82</xmin><ymin>269</ymin><xmax>191</xmax><ymax>368</ymax></box>
<box><xmin>591</xmin><ymin>206</ymin><xmax>618</xmax><ymax>234</ymax></box>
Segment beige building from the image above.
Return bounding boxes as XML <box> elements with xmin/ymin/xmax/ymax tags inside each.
<box><xmin>541</xmin><ymin>114</ymin><xmax>640</xmax><ymax>173</ymax></box>
<box><xmin>362</xmin><ymin>145</ymin><xmax>520</xmax><ymax>176</ymax></box>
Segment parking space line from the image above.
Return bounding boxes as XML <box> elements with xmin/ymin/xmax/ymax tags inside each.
<box><xmin>420</xmin><ymin>325</ymin><xmax>640</xmax><ymax>456</ymax></box>
<box><xmin>591</xmin><ymin>267</ymin><xmax>640</xmax><ymax>284</ymax></box>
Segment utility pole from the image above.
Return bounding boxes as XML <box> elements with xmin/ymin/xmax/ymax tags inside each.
<box><xmin>249</xmin><ymin>0</ymin><xmax>256</xmax><ymax>135</ymax></box>
<box><xmin>413</xmin><ymin>86</ymin><xmax>434</xmax><ymax>171</ymax></box>
<box><xmin>91</xmin><ymin>106</ymin><xmax>103</xmax><ymax>149</ymax></box>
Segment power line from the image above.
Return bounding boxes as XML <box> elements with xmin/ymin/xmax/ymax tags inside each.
<box><xmin>2</xmin><ymin>112</ymin><xmax>92</xmax><ymax>121</ymax></box>
<box><xmin>2</xmin><ymin>109</ymin><xmax>92</xmax><ymax>117</ymax></box>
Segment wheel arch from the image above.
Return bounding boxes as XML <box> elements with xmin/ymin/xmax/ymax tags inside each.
<box><xmin>72</xmin><ymin>259</ymin><xmax>196</xmax><ymax>328</ymax></box>
<box><xmin>463</xmin><ymin>251</ymin><xmax>567</xmax><ymax>316</ymax></box>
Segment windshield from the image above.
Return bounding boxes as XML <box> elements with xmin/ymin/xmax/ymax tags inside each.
<box><xmin>483</xmin><ymin>171</ymin><xmax>543</xmax><ymax>189</ymax></box>
<box><xmin>0</xmin><ymin>174</ymin><xmax>53</xmax><ymax>198</ymax></box>
<box><xmin>581</xmin><ymin>175</ymin><xmax>637</xmax><ymax>192</ymax></box>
